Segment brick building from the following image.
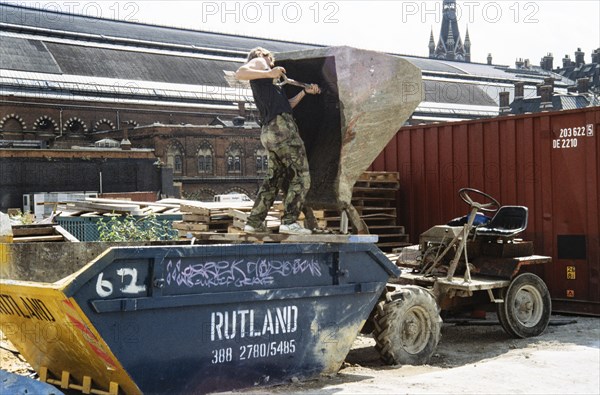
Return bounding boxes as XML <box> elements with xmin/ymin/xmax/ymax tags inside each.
<box><xmin>0</xmin><ymin>3</ymin><xmax>311</xmax><ymax>200</ymax></box>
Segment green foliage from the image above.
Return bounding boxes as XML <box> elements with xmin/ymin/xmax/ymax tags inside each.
<box><xmin>97</xmin><ymin>213</ymin><xmax>178</xmax><ymax>242</ymax></box>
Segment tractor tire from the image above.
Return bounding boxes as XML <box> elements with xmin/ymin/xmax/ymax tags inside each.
<box><xmin>359</xmin><ymin>304</ymin><xmax>377</xmax><ymax>335</ymax></box>
<box><xmin>373</xmin><ymin>285</ymin><xmax>442</xmax><ymax>365</ymax></box>
<box><xmin>497</xmin><ymin>273</ymin><xmax>551</xmax><ymax>338</ymax></box>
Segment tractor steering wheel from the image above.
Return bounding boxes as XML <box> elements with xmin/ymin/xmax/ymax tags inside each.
<box><xmin>459</xmin><ymin>188</ymin><xmax>501</xmax><ymax>213</ymax></box>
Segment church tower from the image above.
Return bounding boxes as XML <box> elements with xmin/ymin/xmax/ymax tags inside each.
<box><xmin>429</xmin><ymin>0</ymin><xmax>469</xmax><ymax>62</ymax></box>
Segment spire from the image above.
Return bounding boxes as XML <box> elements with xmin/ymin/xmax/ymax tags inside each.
<box><xmin>428</xmin><ymin>27</ymin><xmax>435</xmax><ymax>57</ymax></box>
<box><xmin>464</xmin><ymin>26</ymin><xmax>471</xmax><ymax>62</ymax></box>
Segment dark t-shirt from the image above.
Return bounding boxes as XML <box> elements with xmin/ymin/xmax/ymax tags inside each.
<box><xmin>250</xmin><ymin>78</ymin><xmax>292</xmax><ymax>126</ymax></box>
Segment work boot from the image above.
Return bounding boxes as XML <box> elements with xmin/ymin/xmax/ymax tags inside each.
<box><xmin>243</xmin><ymin>224</ymin><xmax>270</xmax><ymax>233</ymax></box>
<box><xmin>279</xmin><ymin>223</ymin><xmax>312</xmax><ymax>235</ymax></box>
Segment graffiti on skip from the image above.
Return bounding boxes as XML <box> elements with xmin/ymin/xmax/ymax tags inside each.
<box><xmin>165</xmin><ymin>257</ymin><xmax>322</xmax><ymax>288</ymax></box>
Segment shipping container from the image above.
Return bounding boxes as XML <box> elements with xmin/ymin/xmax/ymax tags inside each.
<box><xmin>372</xmin><ymin>107</ymin><xmax>600</xmax><ymax>315</ymax></box>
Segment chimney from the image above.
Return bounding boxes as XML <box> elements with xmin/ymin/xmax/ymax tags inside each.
<box><xmin>562</xmin><ymin>54</ymin><xmax>572</xmax><ymax>68</ymax></box>
<box><xmin>238</xmin><ymin>101</ymin><xmax>246</xmax><ymax>117</ymax></box>
<box><xmin>515</xmin><ymin>58</ymin><xmax>524</xmax><ymax>68</ymax></box>
<box><xmin>121</xmin><ymin>127</ymin><xmax>131</xmax><ymax>150</ymax></box>
<box><xmin>544</xmin><ymin>77</ymin><xmax>555</xmax><ymax>93</ymax></box>
<box><xmin>575</xmin><ymin>48</ymin><xmax>585</xmax><ymax>66</ymax></box>
<box><xmin>577</xmin><ymin>78</ymin><xmax>590</xmax><ymax>93</ymax></box>
<box><xmin>487</xmin><ymin>53</ymin><xmax>493</xmax><ymax>65</ymax></box>
<box><xmin>499</xmin><ymin>91</ymin><xmax>511</xmax><ymax>114</ymax></box>
<box><xmin>514</xmin><ymin>82</ymin><xmax>525</xmax><ymax>99</ymax></box>
<box><xmin>592</xmin><ymin>48</ymin><xmax>600</xmax><ymax>65</ymax></box>
<box><xmin>536</xmin><ymin>83</ymin><xmax>543</xmax><ymax>96</ymax></box>
<box><xmin>541</xmin><ymin>53</ymin><xmax>554</xmax><ymax>71</ymax></box>
<box><xmin>540</xmin><ymin>85</ymin><xmax>553</xmax><ymax>110</ymax></box>
<box><xmin>524</xmin><ymin>59</ymin><xmax>531</xmax><ymax>68</ymax></box>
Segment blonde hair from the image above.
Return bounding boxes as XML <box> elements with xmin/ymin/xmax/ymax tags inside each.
<box><xmin>246</xmin><ymin>47</ymin><xmax>274</xmax><ymax>65</ymax></box>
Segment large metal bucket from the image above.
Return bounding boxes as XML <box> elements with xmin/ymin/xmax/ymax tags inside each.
<box><xmin>275</xmin><ymin>46</ymin><xmax>422</xmax><ymax>230</ymax></box>
<box><xmin>0</xmin><ymin>241</ymin><xmax>399</xmax><ymax>394</ymax></box>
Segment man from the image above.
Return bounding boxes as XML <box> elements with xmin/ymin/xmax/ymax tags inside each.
<box><xmin>235</xmin><ymin>47</ymin><xmax>320</xmax><ymax>235</ymax></box>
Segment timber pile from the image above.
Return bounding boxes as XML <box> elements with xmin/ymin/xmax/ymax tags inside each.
<box><xmin>58</xmin><ymin>198</ymin><xmax>182</xmax><ymax>217</ymax></box>
<box><xmin>175</xmin><ymin>201</ymin><xmax>327</xmax><ymax>238</ymax></box>
<box><xmin>10</xmin><ymin>224</ymin><xmax>78</xmax><ymax>243</ymax></box>
<box><xmin>324</xmin><ymin>171</ymin><xmax>410</xmax><ymax>252</ymax></box>
<box><xmin>174</xmin><ymin>201</ymin><xmax>254</xmax><ymax>238</ymax></box>
<box><xmin>228</xmin><ymin>207</ymin><xmax>281</xmax><ymax>233</ymax></box>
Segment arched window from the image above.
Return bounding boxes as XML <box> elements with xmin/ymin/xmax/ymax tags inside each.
<box><xmin>166</xmin><ymin>142</ymin><xmax>184</xmax><ymax>174</ymax></box>
<box><xmin>33</xmin><ymin>115</ymin><xmax>59</xmax><ymax>134</ymax></box>
<box><xmin>255</xmin><ymin>148</ymin><xmax>268</xmax><ymax>173</ymax></box>
<box><xmin>93</xmin><ymin>118</ymin><xmax>116</xmax><ymax>132</ymax></box>
<box><xmin>63</xmin><ymin>117</ymin><xmax>88</xmax><ymax>135</ymax></box>
<box><xmin>0</xmin><ymin>113</ymin><xmax>26</xmax><ymax>133</ymax></box>
<box><xmin>226</xmin><ymin>145</ymin><xmax>243</xmax><ymax>174</ymax></box>
<box><xmin>197</xmin><ymin>143</ymin><xmax>214</xmax><ymax>174</ymax></box>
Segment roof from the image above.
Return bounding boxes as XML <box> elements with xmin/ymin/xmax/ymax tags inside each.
<box><xmin>0</xmin><ymin>3</ymin><xmax>315</xmax><ymax>54</ymax></box>
<box><xmin>556</xmin><ymin>63</ymin><xmax>600</xmax><ymax>86</ymax></box>
<box><xmin>510</xmin><ymin>93</ymin><xmax>594</xmax><ymax>114</ymax></box>
<box><xmin>0</xmin><ymin>3</ymin><xmax>584</xmax><ymax>123</ymax></box>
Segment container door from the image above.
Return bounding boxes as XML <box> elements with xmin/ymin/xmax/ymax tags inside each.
<box><xmin>550</xmin><ymin>117</ymin><xmax>596</xmax><ymax>305</ymax></box>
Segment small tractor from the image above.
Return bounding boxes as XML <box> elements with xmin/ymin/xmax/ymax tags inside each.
<box><xmin>366</xmin><ymin>188</ymin><xmax>552</xmax><ymax>365</ymax></box>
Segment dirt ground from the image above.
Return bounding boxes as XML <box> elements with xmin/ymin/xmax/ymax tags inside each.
<box><xmin>2</xmin><ymin>314</ymin><xmax>599</xmax><ymax>394</ymax></box>
<box><xmin>235</xmin><ymin>314</ymin><xmax>600</xmax><ymax>395</ymax></box>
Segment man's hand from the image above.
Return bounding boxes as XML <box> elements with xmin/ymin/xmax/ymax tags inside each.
<box><xmin>304</xmin><ymin>84</ymin><xmax>321</xmax><ymax>95</ymax></box>
<box><xmin>268</xmin><ymin>66</ymin><xmax>286</xmax><ymax>79</ymax></box>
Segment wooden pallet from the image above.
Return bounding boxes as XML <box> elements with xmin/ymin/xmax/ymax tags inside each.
<box><xmin>354</xmin><ymin>171</ymin><xmax>400</xmax><ymax>190</ymax></box>
<box><xmin>328</xmin><ymin>171</ymin><xmax>410</xmax><ymax>251</ymax></box>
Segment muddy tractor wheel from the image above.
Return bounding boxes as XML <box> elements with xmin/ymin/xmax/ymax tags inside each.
<box><xmin>497</xmin><ymin>273</ymin><xmax>551</xmax><ymax>338</ymax></box>
<box><xmin>373</xmin><ymin>285</ymin><xmax>442</xmax><ymax>365</ymax></box>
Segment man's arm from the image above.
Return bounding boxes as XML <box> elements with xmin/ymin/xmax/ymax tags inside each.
<box><xmin>235</xmin><ymin>58</ymin><xmax>286</xmax><ymax>81</ymax></box>
<box><xmin>288</xmin><ymin>84</ymin><xmax>321</xmax><ymax>109</ymax></box>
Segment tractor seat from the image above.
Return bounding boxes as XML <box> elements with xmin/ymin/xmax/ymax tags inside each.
<box><xmin>475</xmin><ymin>206</ymin><xmax>528</xmax><ymax>238</ymax></box>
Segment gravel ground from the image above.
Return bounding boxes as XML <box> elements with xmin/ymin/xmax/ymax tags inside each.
<box><xmin>235</xmin><ymin>314</ymin><xmax>600</xmax><ymax>395</ymax></box>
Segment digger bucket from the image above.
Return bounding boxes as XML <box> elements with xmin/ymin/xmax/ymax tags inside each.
<box><xmin>274</xmin><ymin>46</ymin><xmax>422</xmax><ymax>229</ymax></box>
<box><xmin>0</xmin><ymin>242</ymin><xmax>399</xmax><ymax>394</ymax></box>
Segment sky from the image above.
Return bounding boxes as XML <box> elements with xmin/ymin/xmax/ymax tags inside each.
<box><xmin>4</xmin><ymin>0</ymin><xmax>600</xmax><ymax>67</ymax></box>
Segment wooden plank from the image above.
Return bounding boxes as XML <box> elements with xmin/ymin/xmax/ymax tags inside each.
<box><xmin>232</xmin><ymin>218</ymin><xmax>280</xmax><ymax>230</ymax></box>
<box><xmin>182</xmin><ymin>213</ymin><xmax>212</xmax><ymax>222</ymax></box>
<box><xmin>172</xmin><ymin>221</ymin><xmax>209</xmax><ymax>232</ymax></box>
<box><xmin>12</xmin><ymin>226</ymin><xmax>55</xmax><ymax>237</ymax></box>
<box><xmin>358</xmin><ymin>171</ymin><xmax>399</xmax><ymax>182</ymax></box>
<box><xmin>67</xmin><ymin>201</ymin><xmax>144</xmax><ymax>215</ymax></box>
<box><xmin>13</xmin><ymin>235</ymin><xmax>65</xmax><ymax>243</ymax></box>
<box><xmin>85</xmin><ymin>197</ymin><xmax>180</xmax><ymax>209</ymax></box>
<box><xmin>80</xmin><ymin>212</ymin><xmax>102</xmax><ymax>217</ymax></box>
<box><xmin>352</xmin><ymin>187</ymin><xmax>398</xmax><ymax>193</ymax></box>
<box><xmin>53</xmin><ymin>225</ymin><xmax>79</xmax><ymax>242</ymax></box>
<box><xmin>162</xmin><ymin>207</ymin><xmax>182</xmax><ymax>214</ymax></box>
<box><xmin>180</xmin><ymin>204</ymin><xmax>210</xmax><ymax>215</ymax></box>
<box><xmin>191</xmin><ymin>232</ymin><xmax>379</xmax><ymax>244</ymax></box>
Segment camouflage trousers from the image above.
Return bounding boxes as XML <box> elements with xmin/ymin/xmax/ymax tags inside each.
<box><xmin>247</xmin><ymin>113</ymin><xmax>310</xmax><ymax>227</ymax></box>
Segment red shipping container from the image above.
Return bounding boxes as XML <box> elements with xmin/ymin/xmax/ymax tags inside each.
<box><xmin>372</xmin><ymin>107</ymin><xmax>600</xmax><ymax>315</ymax></box>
